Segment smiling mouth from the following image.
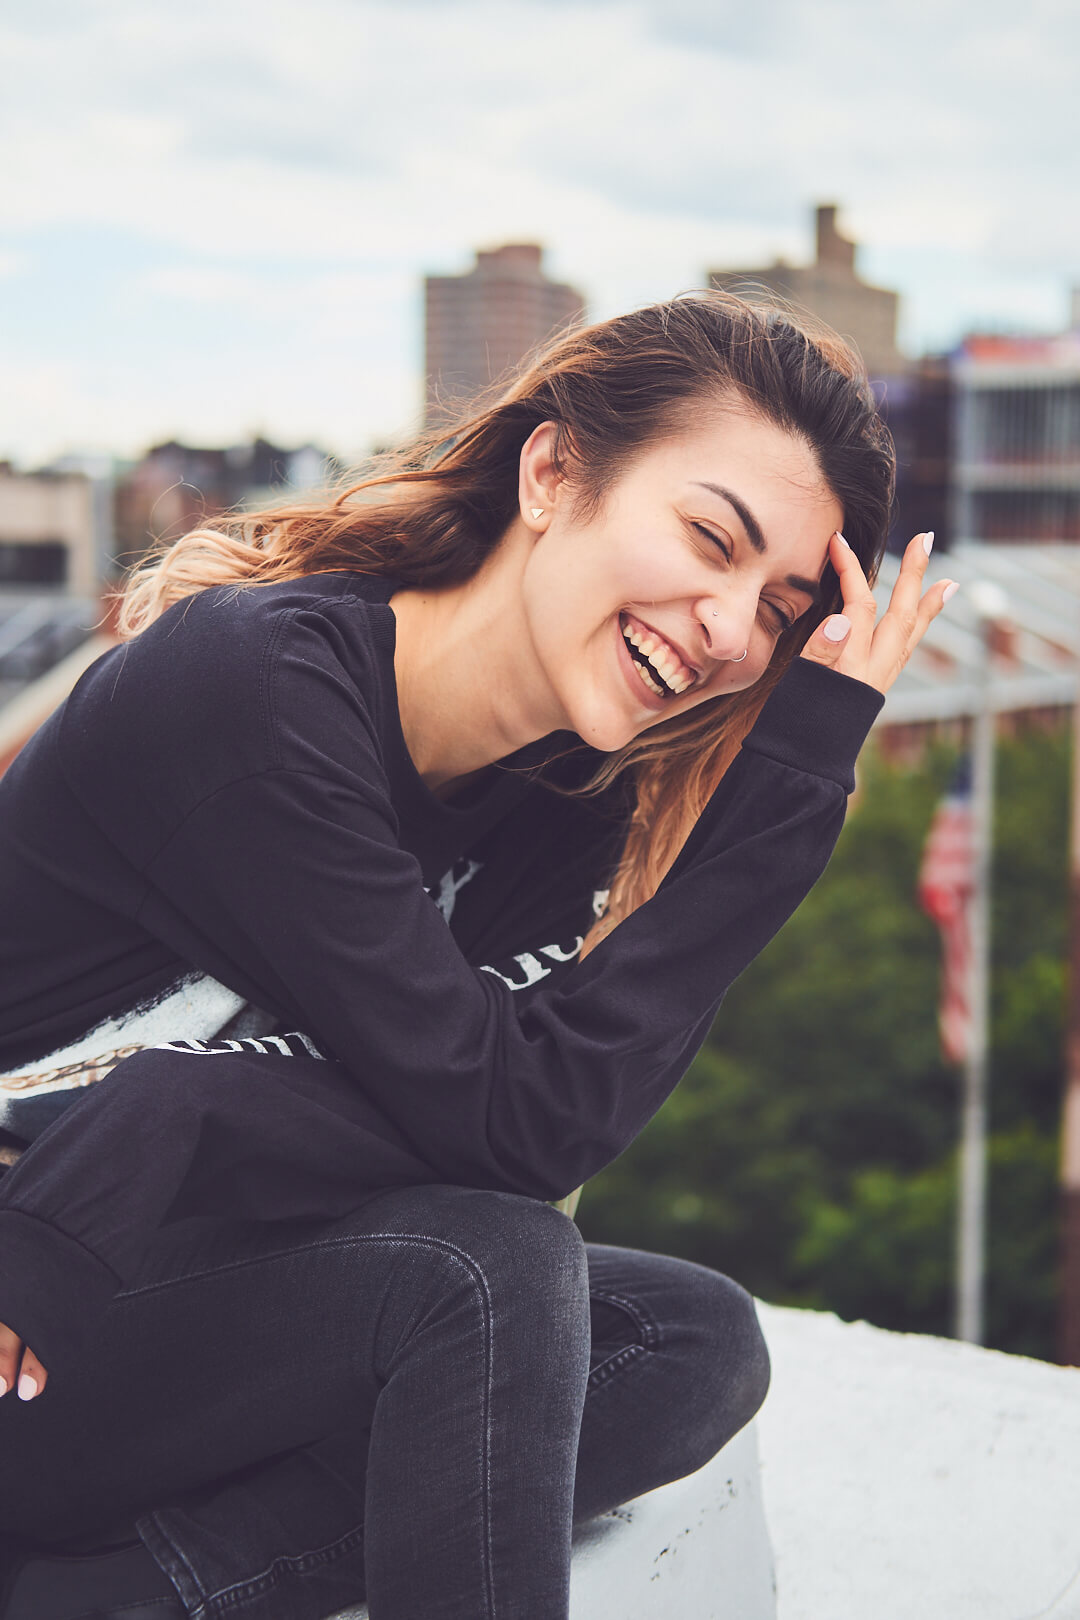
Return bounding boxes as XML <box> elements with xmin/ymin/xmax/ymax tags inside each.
<box><xmin>619</xmin><ymin>613</ymin><xmax>697</xmax><ymax>700</ymax></box>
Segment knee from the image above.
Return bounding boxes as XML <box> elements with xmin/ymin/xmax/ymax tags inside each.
<box><xmin>438</xmin><ymin>1188</ymin><xmax>590</xmax><ymax>1313</ymax></box>
<box><xmin>373</xmin><ymin>1185</ymin><xmax>590</xmax><ymax>1331</ymax></box>
<box><xmin>678</xmin><ymin>1268</ymin><xmax>771</xmax><ymax>1472</ymax></box>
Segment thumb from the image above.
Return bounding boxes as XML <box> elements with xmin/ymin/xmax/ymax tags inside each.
<box><xmin>799</xmin><ymin>613</ymin><xmax>851</xmax><ymax>670</ymax></box>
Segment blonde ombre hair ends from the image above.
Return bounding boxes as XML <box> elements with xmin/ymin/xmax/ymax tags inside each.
<box><xmin>118</xmin><ymin>292</ymin><xmax>895</xmax><ymax>954</ymax></box>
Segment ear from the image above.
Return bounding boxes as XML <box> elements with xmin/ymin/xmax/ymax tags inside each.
<box><xmin>518</xmin><ymin>422</ymin><xmax>563</xmax><ymax>531</ymax></box>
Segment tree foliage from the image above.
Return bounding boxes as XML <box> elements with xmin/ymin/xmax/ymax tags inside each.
<box><xmin>578</xmin><ymin>721</ymin><xmax>1071</xmax><ymax>1361</ymax></box>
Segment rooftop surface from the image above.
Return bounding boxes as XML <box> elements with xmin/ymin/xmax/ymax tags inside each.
<box><xmin>755</xmin><ymin>1303</ymin><xmax>1080</xmax><ymax>1620</ymax></box>
<box><xmin>872</xmin><ymin>542</ymin><xmax>1079</xmax><ymax>725</ymax></box>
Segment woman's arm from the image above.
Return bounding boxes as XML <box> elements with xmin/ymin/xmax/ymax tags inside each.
<box><xmin>112</xmin><ymin>654</ymin><xmax>882</xmax><ymax>1198</ymax></box>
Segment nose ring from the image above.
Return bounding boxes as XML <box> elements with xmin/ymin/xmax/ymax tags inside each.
<box><xmin>709</xmin><ymin>612</ymin><xmax>748</xmax><ymax>662</ymax></box>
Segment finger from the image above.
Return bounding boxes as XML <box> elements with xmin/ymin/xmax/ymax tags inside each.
<box><xmin>799</xmin><ymin>610</ymin><xmax>852</xmax><ymax>671</ymax></box>
<box><xmin>905</xmin><ymin>575</ymin><xmax>959</xmax><ymax>656</ymax></box>
<box><xmin>0</xmin><ymin>1321</ymin><xmax>23</xmax><ymax>1399</ymax></box>
<box><xmin>867</xmin><ymin>531</ymin><xmax>934</xmax><ymax>671</ymax></box>
<box><xmin>867</xmin><ymin>576</ymin><xmax>958</xmax><ymax>693</ymax></box>
<box><xmin>17</xmin><ymin>1344</ymin><xmax>48</xmax><ymax>1401</ymax></box>
<box><xmin>828</xmin><ymin>531</ymin><xmax>877</xmax><ymax>652</ymax></box>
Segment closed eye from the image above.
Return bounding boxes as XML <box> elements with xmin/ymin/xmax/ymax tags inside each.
<box><xmin>763</xmin><ymin>601</ymin><xmax>796</xmax><ymax>631</ymax></box>
<box><xmin>691</xmin><ymin>521</ymin><xmax>731</xmax><ymax>562</ymax></box>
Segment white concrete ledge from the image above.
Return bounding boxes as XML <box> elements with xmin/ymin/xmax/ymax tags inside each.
<box><xmin>754</xmin><ymin>1303</ymin><xmax>1080</xmax><ymax>1620</ymax></box>
<box><xmin>328</xmin><ymin>1420</ymin><xmax>776</xmax><ymax>1620</ymax></box>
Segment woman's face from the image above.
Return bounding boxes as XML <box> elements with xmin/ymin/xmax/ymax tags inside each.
<box><xmin>520</xmin><ymin>404</ymin><xmax>845</xmax><ymax>752</ymax></box>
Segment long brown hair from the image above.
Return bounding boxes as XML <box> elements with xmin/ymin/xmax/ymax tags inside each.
<box><xmin>119</xmin><ymin>291</ymin><xmax>895</xmax><ymax>952</ymax></box>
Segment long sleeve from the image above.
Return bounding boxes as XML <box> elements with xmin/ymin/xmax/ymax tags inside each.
<box><xmin>139</xmin><ymin>653</ymin><xmax>879</xmax><ymax>1193</ymax></box>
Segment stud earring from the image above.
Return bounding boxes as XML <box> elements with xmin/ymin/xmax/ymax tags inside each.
<box><xmin>529</xmin><ymin>507</ymin><xmax>545</xmax><ymax>520</ymax></box>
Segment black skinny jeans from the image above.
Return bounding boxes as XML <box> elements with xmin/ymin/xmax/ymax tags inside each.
<box><xmin>0</xmin><ymin>1184</ymin><xmax>770</xmax><ymax>1620</ymax></box>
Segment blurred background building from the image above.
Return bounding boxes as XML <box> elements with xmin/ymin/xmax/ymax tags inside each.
<box><xmin>950</xmin><ymin>324</ymin><xmax>1080</xmax><ymax>544</ymax></box>
<box><xmin>113</xmin><ymin>436</ymin><xmax>336</xmax><ymax>565</ymax></box>
<box><xmin>0</xmin><ymin>462</ymin><xmax>104</xmax><ymax>594</ymax></box>
<box><xmin>0</xmin><ymin>463</ymin><xmax>108</xmax><ymax>725</ymax></box>
<box><xmin>424</xmin><ymin>242</ymin><xmax>585</xmax><ymax>425</ymax></box>
<box><xmin>0</xmin><ymin>436</ymin><xmax>334</xmax><ymax>767</ymax></box>
<box><xmin>707</xmin><ymin>204</ymin><xmax>942</xmax><ymax>552</ymax></box>
<box><xmin>708</xmin><ymin>204</ymin><xmax>907</xmax><ymax>381</ymax></box>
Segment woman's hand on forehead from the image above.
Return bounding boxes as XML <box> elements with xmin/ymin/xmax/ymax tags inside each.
<box><xmin>799</xmin><ymin>530</ymin><xmax>956</xmax><ymax>695</ymax></box>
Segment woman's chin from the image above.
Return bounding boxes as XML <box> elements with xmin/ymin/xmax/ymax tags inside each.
<box><xmin>560</xmin><ymin>700</ymin><xmax>634</xmax><ymax>753</ymax></box>
<box><xmin>566</xmin><ymin>697</ymin><xmax>661</xmax><ymax>753</ymax></box>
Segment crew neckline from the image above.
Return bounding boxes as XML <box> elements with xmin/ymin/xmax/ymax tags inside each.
<box><xmin>348</xmin><ymin>572</ymin><xmax>539</xmax><ymax>838</ymax></box>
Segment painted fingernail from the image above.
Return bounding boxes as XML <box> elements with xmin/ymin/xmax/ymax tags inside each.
<box><xmin>834</xmin><ymin>531</ymin><xmax>850</xmax><ymax>548</ymax></box>
<box><xmin>823</xmin><ymin>614</ymin><xmax>851</xmax><ymax>642</ymax></box>
<box><xmin>17</xmin><ymin>1373</ymin><xmax>37</xmax><ymax>1401</ymax></box>
<box><xmin>922</xmin><ymin>531</ymin><xmax>935</xmax><ymax>556</ymax></box>
<box><xmin>0</xmin><ymin>1375</ymin><xmax>8</xmax><ymax>1397</ymax></box>
<box><xmin>942</xmin><ymin>581</ymin><xmax>959</xmax><ymax>603</ymax></box>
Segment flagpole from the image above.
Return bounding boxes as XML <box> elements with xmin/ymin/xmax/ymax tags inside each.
<box><xmin>956</xmin><ymin>586</ymin><xmax>1005</xmax><ymax>1344</ymax></box>
<box><xmin>1060</xmin><ymin>668</ymin><xmax>1080</xmax><ymax>1365</ymax></box>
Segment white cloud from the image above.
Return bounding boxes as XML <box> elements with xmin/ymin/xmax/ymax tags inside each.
<box><xmin>0</xmin><ymin>249</ymin><xmax>29</xmax><ymax>279</ymax></box>
<box><xmin>0</xmin><ymin>0</ymin><xmax>1077</xmax><ymax>460</ymax></box>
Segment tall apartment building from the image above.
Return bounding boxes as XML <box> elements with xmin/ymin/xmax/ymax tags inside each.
<box><xmin>424</xmin><ymin>244</ymin><xmax>585</xmax><ymax>425</ymax></box>
<box><xmin>951</xmin><ymin>329</ymin><xmax>1080</xmax><ymax>542</ymax></box>
<box><xmin>708</xmin><ymin>204</ymin><xmax>906</xmax><ymax>380</ymax></box>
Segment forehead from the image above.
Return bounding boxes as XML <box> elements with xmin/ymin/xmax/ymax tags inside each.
<box><xmin>636</xmin><ymin>406</ymin><xmax>832</xmax><ymax>508</ymax></box>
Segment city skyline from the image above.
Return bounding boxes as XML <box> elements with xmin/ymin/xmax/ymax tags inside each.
<box><xmin>1</xmin><ymin>0</ymin><xmax>1078</xmax><ymax>466</ymax></box>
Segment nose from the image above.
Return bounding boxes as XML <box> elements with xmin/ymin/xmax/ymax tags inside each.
<box><xmin>697</xmin><ymin>589</ymin><xmax>758</xmax><ymax>663</ymax></box>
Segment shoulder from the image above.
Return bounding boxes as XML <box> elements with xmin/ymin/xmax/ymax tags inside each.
<box><xmin>125</xmin><ymin>571</ymin><xmax>390</xmax><ymax>689</ymax></box>
<box><xmin>59</xmin><ymin>572</ymin><xmax>400</xmax><ymax>831</ymax></box>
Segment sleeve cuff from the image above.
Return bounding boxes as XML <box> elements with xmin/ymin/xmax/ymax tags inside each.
<box><xmin>741</xmin><ymin>657</ymin><xmax>884</xmax><ymax>794</ymax></box>
<box><xmin>0</xmin><ymin>1209</ymin><xmax>120</xmax><ymax>1374</ymax></box>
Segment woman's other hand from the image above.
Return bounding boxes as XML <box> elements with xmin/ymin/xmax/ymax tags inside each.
<box><xmin>801</xmin><ymin>530</ymin><xmax>957</xmax><ymax>696</ymax></box>
<box><xmin>0</xmin><ymin>1319</ymin><xmax>47</xmax><ymax>1400</ymax></box>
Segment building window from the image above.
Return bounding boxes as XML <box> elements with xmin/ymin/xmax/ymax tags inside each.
<box><xmin>0</xmin><ymin>541</ymin><xmax>68</xmax><ymax>586</ymax></box>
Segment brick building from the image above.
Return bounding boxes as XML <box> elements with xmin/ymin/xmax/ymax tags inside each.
<box><xmin>424</xmin><ymin>244</ymin><xmax>585</xmax><ymax>426</ymax></box>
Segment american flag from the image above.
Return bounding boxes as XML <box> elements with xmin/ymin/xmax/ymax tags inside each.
<box><xmin>917</xmin><ymin>758</ymin><xmax>976</xmax><ymax>1065</ymax></box>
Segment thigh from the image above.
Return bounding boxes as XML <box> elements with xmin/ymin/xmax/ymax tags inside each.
<box><xmin>0</xmin><ymin>1184</ymin><xmax>586</xmax><ymax>1547</ymax></box>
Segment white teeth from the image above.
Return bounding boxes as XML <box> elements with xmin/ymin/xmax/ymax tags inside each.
<box><xmin>633</xmin><ymin>659</ymin><xmax>666</xmax><ymax>697</ymax></box>
<box><xmin>621</xmin><ymin>617</ymin><xmax>695</xmax><ymax>700</ymax></box>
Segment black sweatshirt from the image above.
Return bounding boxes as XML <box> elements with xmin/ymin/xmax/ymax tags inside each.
<box><xmin>0</xmin><ymin>571</ymin><xmax>883</xmax><ymax>1370</ymax></box>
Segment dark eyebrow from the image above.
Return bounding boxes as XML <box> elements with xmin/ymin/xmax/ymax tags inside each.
<box><xmin>693</xmin><ymin>482</ymin><xmax>767</xmax><ymax>552</ymax></box>
<box><xmin>692</xmin><ymin>480</ymin><xmax>823</xmax><ymax>603</ymax></box>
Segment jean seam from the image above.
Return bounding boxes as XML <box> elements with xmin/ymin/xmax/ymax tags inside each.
<box><xmin>587</xmin><ymin>1341</ymin><xmax>647</xmax><ymax>1391</ymax></box>
<box><xmin>201</xmin><ymin>1525</ymin><xmax>366</xmax><ymax>1618</ymax></box>
<box><xmin>586</xmin><ymin>1288</ymin><xmax>661</xmax><ymax>1392</ymax></box>
<box><xmin>129</xmin><ymin>1232</ymin><xmax>497</xmax><ymax>1620</ymax></box>
<box><xmin>140</xmin><ymin>1509</ymin><xmax>207</xmax><ymax>1614</ymax></box>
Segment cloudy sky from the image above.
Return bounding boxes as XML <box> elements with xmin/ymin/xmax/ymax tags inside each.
<box><xmin>1</xmin><ymin>0</ymin><xmax>1078</xmax><ymax>466</ymax></box>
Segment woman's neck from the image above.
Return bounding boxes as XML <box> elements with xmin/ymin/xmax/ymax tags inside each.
<box><xmin>388</xmin><ymin>527</ymin><xmax>562</xmax><ymax>794</ymax></box>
